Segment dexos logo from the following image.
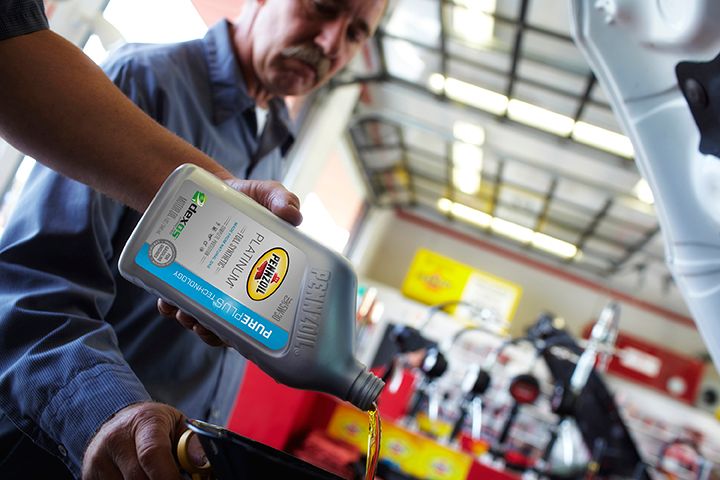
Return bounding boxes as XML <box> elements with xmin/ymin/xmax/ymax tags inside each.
<box><xmin>247</xmin><ymin>248</ymin><xmax>289</xmax><ymax>301</ymax></box>
<box><xmin>171</xmin><ymin>190</ymin><xmax>206</xmax><ymax>239</ymax></box>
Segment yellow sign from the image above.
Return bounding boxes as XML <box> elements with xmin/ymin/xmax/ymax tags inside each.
<box><xmin>415</xmin><ymin>412</ymin><xmax>453</xmax><ymax>439</ymax></box>
<box><xmin>381</xmin><ymin>423</ymin><xmax>422</xmax><ymax>470</ymax></box>
<box><xmin>247</xmin><ymin>248</ymin><xmax>289</xmax><ymax>300</ymax></box>
<box><xmin>327</xmin><ymin>405</ymin><xmax>472</xmax><ymax>480</ymax></box>
<box><xmin>402</xmin><ymin>249</ymin><xmax>473</xmax><ymax>307</ymax></box>
<box><xmin>411</xmin><ymin>441</ymin><xmax>472</xmax><ymax>480</ymax></box>
<box><xmin>402</xmin><ymin>248</ymin><xmax>522</xmax><ymax>324</ymax></box>
<box><xmin>326</xmin><ymin>405</ymin><xmax>367</xmax><ymax>451</ymax></box>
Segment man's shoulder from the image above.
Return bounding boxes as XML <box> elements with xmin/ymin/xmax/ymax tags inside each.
<box><xmin>103</xmin><ymin>38</ymin><xmax>204</xmax><ymax>78</ymax></box>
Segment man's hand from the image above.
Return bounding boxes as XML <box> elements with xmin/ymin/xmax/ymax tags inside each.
<box><xmin>228</xmin><ymin>178</ymin><xmax>303</xmax><ymax>227</ymax></box>
<box><xmin>82</xmin><ymin>402</ymin><xmax>206</xmax><ymax>480</ymax></box>
<box><xmin>157</xmin><ymin>300</ymin><xmax>226</xmax><ymax>347</ymax></box>
<box><xmin>157</xmin><ymin>178</ymin><xmax>302</xmax><ymax>346</ymax></box>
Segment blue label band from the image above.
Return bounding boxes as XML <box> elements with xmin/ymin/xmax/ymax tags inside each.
<box><xmin>136</xmin><ymin>243</ymin><xmax>288</xmax><ymax>351</ymax></box>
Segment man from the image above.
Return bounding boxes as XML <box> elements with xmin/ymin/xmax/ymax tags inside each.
<box><xmin>0</xmin><ymin>0</ymin><xmax>386</xmax><ymax>478</ymax></box>
<box><xmin>0</xmin><ymin>0</ymin><xmax>296</xmax><ymax>213</ymax></box>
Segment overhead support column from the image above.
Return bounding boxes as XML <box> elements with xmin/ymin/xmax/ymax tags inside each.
<box><xmin>283</xmin><ymin>85</ymin><xmax>362</xmax><ymax>202</ymax></box>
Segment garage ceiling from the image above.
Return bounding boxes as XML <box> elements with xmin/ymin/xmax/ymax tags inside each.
<box><xmin>188</xmin><ymin>0</ymin><xmax>678</xmax><ymax>303</ymax></box>
<box><xmin>332</xmin><ymin>0</ymin><xmax>671</xmax><ymax>287</ymax></box>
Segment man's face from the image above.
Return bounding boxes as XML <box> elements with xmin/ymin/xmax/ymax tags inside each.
<box><xmin>249</xmin><ymin>0</ymin><xmax>385</xmax><ymax>96</ymax></box>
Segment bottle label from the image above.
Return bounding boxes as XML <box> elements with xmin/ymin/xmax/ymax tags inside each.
<box><xmin>135</xmin><ymin>180</ymin><xmax>305</xmax><ymax>351</ymax></box>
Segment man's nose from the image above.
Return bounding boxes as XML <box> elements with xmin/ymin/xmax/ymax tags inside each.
<box><xmin>315</xmin><ymin>17</ymin><xmax>349</xmax><ymax>59</ymax></box>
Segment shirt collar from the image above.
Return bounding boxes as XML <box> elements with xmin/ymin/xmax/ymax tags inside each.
<box><xmin>202</xmin><ymin>20</ymin><xmax>295</xmax><ymax>153</ymax></box>
<box><xmin>202</xmin><ymin>20</ymin><xmax>255</xmax><ymax>124</ymax></box>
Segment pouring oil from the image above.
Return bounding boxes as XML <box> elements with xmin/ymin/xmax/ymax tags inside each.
<box><xmin>119</xmin><ymin>164</ymin><xmax>384</xmax><ymax>410</ymax></box>
<box><xmin>365</xmin><ymin>403</ymin><xmax>382</xmax><ymax>480</ymax></box>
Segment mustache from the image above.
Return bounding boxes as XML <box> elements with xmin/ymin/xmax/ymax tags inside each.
<box><xmin>281</xmin><ymin>44</ymin><xmax>331</xmax><ymax>80</ymax></box>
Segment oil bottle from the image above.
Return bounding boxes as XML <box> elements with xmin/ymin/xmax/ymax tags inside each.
<box><xmin>119</xmin><ymin>164</ymin><xmax>384</xmax><ymax>411</ymax></box>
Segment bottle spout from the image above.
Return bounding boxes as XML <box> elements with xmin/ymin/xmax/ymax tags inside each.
<box><xmin>347</xmin><ymin>369</ymin><xmax>385</xmax><ymax>411</ymax></box>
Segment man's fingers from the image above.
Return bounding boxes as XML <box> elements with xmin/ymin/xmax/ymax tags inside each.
<box><xmin>271</xmin><ymin>201</ymin><xmax>303</xmax><ymax>227</ymax></box>
<box><xmin>84</xmin><ymin>427</ymin><xmax>143</xmax><ymax>480</ymax></box>
<box><xmin>174</xmin><ymin>310</ymin><xmax>197</xmax><ymax>331</ymax></box>
<box><xmin>136</xmin><ymin>440</ymin><xmax>181</xmax><ymax>480</ymax></box>
<box><xmin>101</xmin><ymin>415</ymin><xmax>153</xmax><ymax>480</ymax></box>
<box><xmin>192</xmin><ymin>324</ymin><xmax>225</xmax><ymax>347</ymax></box>
<box><xmin>177</xmin><ymin>311</ymin><xmax>224</xmax><ymax>345</ymax></box>
<box><xmin>134</xmin><ymin>412</ymin><xmax>183</xmax><ymax>480</ymax></box>
<box><xmin>177</xmin><ymin>312</ymin><xmax>224</xmax><ymax>345</ymax></box>
<box><xmin>186</xmin><ymin>433</ymin><xmax>209</xmax><ymax>468</ymax></box>
<box><xmin>83</xmin><ymin>403</ymin><xmax>188</xmax><ymax>480</ymax></box>
<box><xmin>268</xmin><ymin>188</ymin><xmax>302</xmax><ymax>226</ymax></box>
<box><xmin>111</xmin><ymin>446</ymin><xmax>150</xmax><ymax>480</ymax></box>
<box><xmin>227</xmin><ymin>179</ymin><xmax>303</xmax><ymax>226</ymax></box>
<box><xmin>157</xmin><ymin>299</ymin><xmax>178</xmax><ymax>318</ymax></box>
<box><xmin>159</xmin><ymin>301</ymin><xmax>224</xmax><ymax>346</ymax></box>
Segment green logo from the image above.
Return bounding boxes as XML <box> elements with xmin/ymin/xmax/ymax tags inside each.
<box><xmin>192</xmin><ymin>191</ymin><xmax>206</xmax><ymax>207</ymax></box>
<box><xmin>171</xmin><ymin>191</ymin><xmax>206</xmax><ymax>239</ymax></box>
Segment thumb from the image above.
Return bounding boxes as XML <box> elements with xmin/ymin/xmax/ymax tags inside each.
<box><xmin>186</xmin><ymin>433</ymin><xmax>209</xmax><ymax>468</ymax></box>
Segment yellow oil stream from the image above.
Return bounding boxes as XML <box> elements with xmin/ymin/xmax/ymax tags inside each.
<box><xmin>365</xmin><ymin>402</ymin><xmax>382</xmax><ymax>480</ymax></box>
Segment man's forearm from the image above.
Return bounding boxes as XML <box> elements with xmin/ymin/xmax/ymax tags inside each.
<box><xmin>0</xmin><ymin>29</ymin><xmax>233</xmax><ymax>211</ymax></box>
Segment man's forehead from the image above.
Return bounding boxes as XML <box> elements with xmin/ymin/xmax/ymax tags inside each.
<box><xmin>332</xmin><ymin>0</ymin><xmax>387</xmax><ymax>33</ymax></box>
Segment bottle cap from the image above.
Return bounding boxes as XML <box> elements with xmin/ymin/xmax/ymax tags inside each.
<box><xmin>347</xmin><ymin>370</ymin><xmax>385</xmax><ymax>411</ymax></box>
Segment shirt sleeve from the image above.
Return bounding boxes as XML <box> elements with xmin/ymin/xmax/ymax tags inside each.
<box><xmin>102</xmin><ymin>47</ymin><xmax>163</xmax><ymax>120</ymax></box>
<box><xmin>0</xmin><ymin>169</ymin><xmax>153</xmax><ymax>476</ymax></box>
<box><xmin>0</xmin><ymin>0</ymin><xmax>49</xmax><ymax>40</ymax></box>
<box><xmin>0</xmin><ymin>50</ymin><xmax>172</xmax><ymax>476</ymax></box>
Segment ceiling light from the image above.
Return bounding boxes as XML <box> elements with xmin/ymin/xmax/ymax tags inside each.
<box><xmin>572</xmin><ymin>121</ymin><xmax>635</xmax><ymax>158</ymax></box>
<box><xmin>429</xmin><ymin>74</ymin><xmax>508</xmax><ymax>114</ymax></box>
<box><xmin>452</xmin><ymin>142</ymin><xmax>483</xmax><ymax>194</ymax></box>
<box><xmin>453</xmin><ymin>121</ymin><xmax>485</xmax><ymax>145</ymax></box>
<box><xmin>428</xmin><ymin>73</ymin><xmax>446</xmax><ymax>93</ymax></box>
<box><xmin>491</xmin><ymin>217</ymin><xmax>534</xmax><ymax>243</ymax></box>
<box><xmin>444</xmin><ymin>76</ymin><xmax>509</xmax><ymax>115</ymax></box>
<box><xmin>426</xmin><ymin>75</ymin><xmax>635</xmax><ymax>159</ymax></box>
<box><xmin>507</xmin><ymin>99</ymin><xmax>575</xmax><ymax>136</ymax></box>
<box><xmin>390</xmin><ymin>39</ymin><xmax>426</xmax><ymax>81</ymax></box>
<box><xmin>453</xmin><ymin>169</ymin><xmax>481</xmax><ymax>195</ymax></box>
<box><xmin>633</xmin><ymin>178</ymin><xmax>655</xmax><ymax>204</ymax></box>
<box><xmin>437</xmin><ymin>198</ymin><xmax>491</xmax><ymax>227</ymax></box>
<box><xmin>437</xmin><ymin>199</ymin><xmax>579</xmax><ymax>259</ymax></box>
<box><xmin>452</xmin><ymin>0</ymin><xmax>496</xmax><ymax>46</ymax></box>
<box><xmin>453</xmin><ymin>142</ymin><xmax>483</xmax><ymax>170</ymax></box>
<box><xmin>532</xmin><ymin>232</ymin><xmax>578</xmax><ymax>258</ymax></box>
<box><xmin>438</xmin><ymin>197</ymin><xmax>453</xmax><ymax>212</ymax></box>
<box><xmin>452</xmin><ymin>202</ymin><xmax>492</xmax><ymax>227</ymax></box>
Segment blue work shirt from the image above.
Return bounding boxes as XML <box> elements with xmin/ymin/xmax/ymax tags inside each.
<box><xmin>0</xmin><ymin>0</ymin><xmax>48</xmax><ymax>40</ymax></box>
<box><xmin>0</xmin><ymin>20</ymin><xmax>293</xmax><ymax>477</ymax></box>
